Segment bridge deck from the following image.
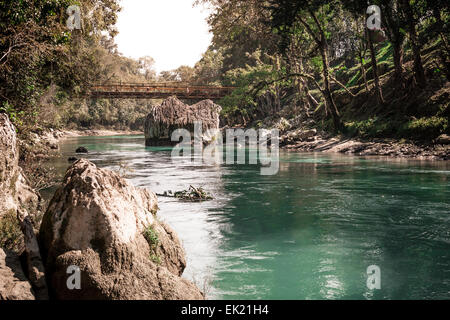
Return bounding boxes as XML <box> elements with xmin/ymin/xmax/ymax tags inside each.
<box><xmin>90</xmin><ymin>82</ymin><xmax>234</xmax><ymax>99</ymax></box>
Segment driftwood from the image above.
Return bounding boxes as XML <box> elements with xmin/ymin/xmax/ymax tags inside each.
<box><xmin>156</xmin><ymin>186</ymin><xmax>213</xmax><ymax>202</ymax></box>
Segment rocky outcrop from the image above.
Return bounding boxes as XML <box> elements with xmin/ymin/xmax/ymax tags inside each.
<box><xmin>0</xmin><ymin>248</ymin><xmax>35</xmax><ymax>300</ymax></box>
<box><xmin>280</xmin><ymin>129</ymin><xmax>317</xmax><ymax>145</ymax></box>
<box><xmin>144</xmin><ymin>96</ymin><xmax>221</xmax><ymax>146</ymax></box>
<box><xmin>282</xmin><ymin>131</ymin><xmax>450</xmax><ymax>160</ymax></box>
<box><xmin>0</xmin><ymin>114</ymin><xmax>39</xmax><ymax>217</ymax></box>
<box><xmin>0</xmin><ymin>114</ymin><xmax>47</xmax><ymax>300</ymax></box>
<box><xmin>39</xmin><ymin>159</ymin><xmax>203</xmax><ymax>300</ymax></box>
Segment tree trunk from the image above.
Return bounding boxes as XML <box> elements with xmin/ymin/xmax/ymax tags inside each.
<box><xmin>392</xmin><ymin>40</ymin><xmax>405</xmax><ymax>86</ymax></box>
<box><xmin>401</xmin><ymin>0</ymin><xmax>426</xmax><ymax>87</ymax></box>
<box><xmin>367</xmin><ymin>29</ymin><xmax>384</xmax><ymax>105</ymax></box>
<box><xmin>320</xmin><ymin>44</ymin><xmax>343</xmax><ymax>132</ymax></box>
<box><xmin>356</xmin><ymin>16</ymin><xmax>369</xmax><ymax>92</ymax></box>
<box><xmin>433</xmin><ymin>8</ymin><xmax>450</xmax><ymax>81</ymax></box>
<box><xmin>383</xmin><ymin>4</ymin><xmax>405</xmax><ymax>87</ymax></box>
<box><xmin>358</xmin><ymin>49</ymin><xmax>369</xmax><ymax>92</ymax></box>
<box><xmin>299</xmin><ymin>10</ymin><xmax>343</xmax><ymax>132</ymax></box>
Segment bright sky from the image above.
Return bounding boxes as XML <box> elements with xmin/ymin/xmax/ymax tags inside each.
<box><xmin>115</xmin><ymin>0</ymin><xmax>212</xmax><ymax>73</ymax></box>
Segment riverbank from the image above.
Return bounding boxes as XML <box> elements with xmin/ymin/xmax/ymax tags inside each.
<box><xmin>281</xmin><ymin>130</ymin><xmax>450</xmax><ymax>161</ymax></box>
<box><xmin>58</xmin><ymin>128</ymin><xmax>143</xmax><ymax>139</ymax></box>
<box><xmin>22</xmin><ymin>128</ymin><xmax>143</xmax><ymax>160</ymax></box>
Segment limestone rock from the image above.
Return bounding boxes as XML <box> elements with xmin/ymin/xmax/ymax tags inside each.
<box><xmin>0</xmin><ymin>114</ymin><xmax>47</xmax><ymax>299</ymax></box>
<box><xmin>0</xmin><ymin>248</ymin><xmax>35</xmax><ymax>300</ymax></box>
<box><xmin>39</xmin><ymin>159</ymin><xmax>203</xmax><ymax>300</ymax></box>
<box><xmin>281</xmin><ymin>128</ymin><xmax>317</xmax><ymax>145</ymax></box>
<box><xmin>0</xmin><ymin>114</ymin><xmax>39</xmax><ymax>218</ymax></box>
<box><xmin>144</xmin><ymin>96</ymin><xmax>221</xmax><ymax>146</ymax></box>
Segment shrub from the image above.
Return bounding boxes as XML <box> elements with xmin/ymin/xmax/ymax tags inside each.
<box><xmin>400</xmin><ymin>116</ymin><xmax>448</xmax><ymax>139</ymax></box>
<box><xmin>143</xmin><ymin>225</ymin><xmax>160</xmax><ymax>264</ymax></box>
<box><xmin>0</xmin><ymin>210</ymin><xmax>23</xmax><ymax>252</ymax></box>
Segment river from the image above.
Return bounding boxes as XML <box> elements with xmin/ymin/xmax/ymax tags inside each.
<box><xmin>43</xmin><ymin>134</ymin><xmax>450</xmax><ymax>300</ymax></box>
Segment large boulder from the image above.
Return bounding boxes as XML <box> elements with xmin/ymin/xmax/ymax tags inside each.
<box><xmin>0</xmin><ymin>248</ymin><xmax>35</xmax><ymax>300</ymax></box>
<box><xmin>39</xmin><ymin>159</ymin><xmax>203</xmax><ymax>300</ymax></box>
<box><xmin>0</xmin><ymin>114</ymin><xmax>39</xmax><ymax>217</ymax></box>
<box><xmin>144</xmin><ymin>96</ymin><xmax>221</xmax><ymax>146</ymax></box>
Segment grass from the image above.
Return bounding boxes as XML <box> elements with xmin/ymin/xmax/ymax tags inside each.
<box><xmin>143</xmin><ymin>225</ymin><xmax>161</xmax><ymax>264</ymax></box>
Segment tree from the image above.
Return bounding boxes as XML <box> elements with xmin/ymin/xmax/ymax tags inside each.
<box><xmin>195</xmin><ymin>0</ymin><xmax>279</xmax><ymax>72</ymax></box>
<box><xmin>355</xmin><ymin>15</ymin><xmax>370</xmax><ymax>92</ymax></box>
<box><xmin>344</xmin><ymin>1</ymin><xmax>385</xmax><ymax>104</ymax></box>
<box><xmin>420</xmin><ymin>0</ymin><xmax>449</xmax><ymax>81</ymax></box>
<box><xmin>380</xmin><ymin>0</ymin><xmax>407</xmax><ymax>86</ymax></box>
<box><xmin>0</xmin><ymin>0</ymin><xmax>71</xmax><ymax>125</ymax></box>
<box><xmin>173</xmin><ymin>65</ymin><xmax>196</xmax><ymax>82</ymax></box>
<box><xmin>138</xmin><ymin>56</ymin><xmax>157</xmax><ymax>81</ymax></box>
<box><xmin>0</xmin><ymin>0</ymin><xmax>122</xmax><ymax>129</ymax></box>
<box><xmin>367</xmin><ymin>27</ymin><xmax>385</xmax><ymax>105</ymax></box>
<box><xmin>400</xmin><ymin>0</ymin><xmax>426</xmax><ymax>87</ymax></box>
<box><xmin>193</xmin><ymin>47</ymin><xmax>224</xmax><ymax>85</ymax></box>
<box><xmin>269</xmin><ymin>0</ymin><xmax>344</xmax><ymax>131</ymax></box>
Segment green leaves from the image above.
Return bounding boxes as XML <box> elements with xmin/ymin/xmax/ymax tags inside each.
<box><xmin>218</xmin><ymin>51</ymin><xmax>287</xmax><ymax>124</ymax></box>
<box><xmin>0</xmin><ymin>102</ymin><xmax>25</xmax><ymax>127</ymax></box>
<box><xmin>143</xmin><ymin>225</ymin><xmax>161</xmax><ymax>264</ymax></box>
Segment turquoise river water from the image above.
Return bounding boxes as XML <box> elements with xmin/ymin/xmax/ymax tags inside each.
<box><xmin>45</xmin><ymin>135</ymin><xmax>450</xmax><ymax>300</ymax></box>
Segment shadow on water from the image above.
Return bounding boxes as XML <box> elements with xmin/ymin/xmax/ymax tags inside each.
<box><xmin>44</xmin><ymin>135</ymin><xmax>450</xmax><ymax>300</ymax></box>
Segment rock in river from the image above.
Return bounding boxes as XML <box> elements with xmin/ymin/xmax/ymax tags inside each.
<box><xmin>39</xmin><ymin>159</ymin><xmax>203</xmax><ymax>300</ymax></box>
<box><xmin>144</xmin><ymin>96</ymin><xmax>221</xmax><ymax>146</ymax></box>
<box><xmin>75</xmin><ymin>146</ymin><xmax>88</xmax><ymax>153</ymax></box>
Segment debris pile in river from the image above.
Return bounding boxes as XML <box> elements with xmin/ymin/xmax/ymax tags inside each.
<box><xmin>157</xmin><ymin>186</ymin><xmax>213</xmax><ymax>202</ymax></box>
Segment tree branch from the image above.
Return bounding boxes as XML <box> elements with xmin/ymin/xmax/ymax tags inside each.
<box><xmin>329</xmin><ymin>74</ymin><xmax>356</xmax><ymax>97</ymax></box>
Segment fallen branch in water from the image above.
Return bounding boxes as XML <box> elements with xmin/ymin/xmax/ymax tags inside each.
<box><xmin>156</xmin><ymin>185</ymin><xmax>213</xmax><ymax>202</ymax></box>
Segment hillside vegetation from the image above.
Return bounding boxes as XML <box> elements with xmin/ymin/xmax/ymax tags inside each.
<box><xmin>194</xmin><ymin>0</ymin><xmax>449</xmax><ymax>142</ymax></box>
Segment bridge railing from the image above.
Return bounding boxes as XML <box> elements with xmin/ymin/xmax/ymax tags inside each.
<box><xmin>89</xmin><ymin>82</ymin><xmax>235</xmax><ymax>99</ymax></box>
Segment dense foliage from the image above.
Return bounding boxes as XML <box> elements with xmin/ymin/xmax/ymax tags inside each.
<box><xmin>194</xmin><ymin>0</ymin><xmax>449</xmax><ymax>138</ymax></box>
<box><xmin>0</xmin><ymin>0</ymin><xmax>157</xmax><ymax>131</ymax></box>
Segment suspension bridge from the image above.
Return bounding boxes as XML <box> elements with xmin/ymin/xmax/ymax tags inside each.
<box><xmin>89</xmin><ymin>82</ymin><xmax>234</xmax><ymax>100</ymax></box>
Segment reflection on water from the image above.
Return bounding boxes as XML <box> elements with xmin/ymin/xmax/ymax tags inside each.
<box><xmin>44</xmin><ymin>135</ymin><xmax>450</xmax><ymax>300</ymax></box>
